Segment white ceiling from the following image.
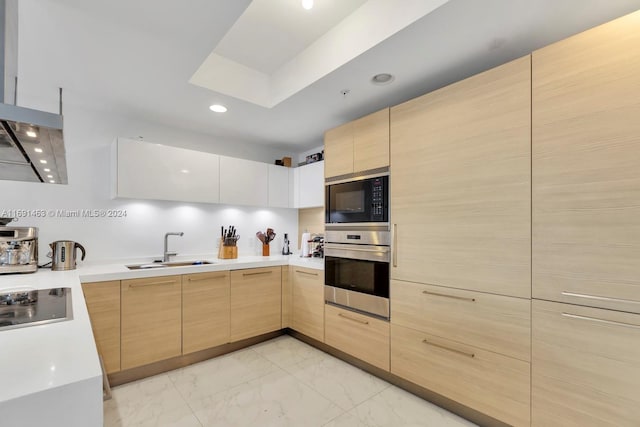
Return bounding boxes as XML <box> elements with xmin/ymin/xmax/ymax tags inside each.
<box><xmin>15</xmin><ymin>0</ymin><xmax>640</xmax><ymax>154</ymax></box>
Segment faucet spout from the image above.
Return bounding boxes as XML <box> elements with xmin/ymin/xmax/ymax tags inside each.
<box><xmin>163</xmin><ymin>232</ymin><xmax>184</xmax><ymax>262</ymax></box>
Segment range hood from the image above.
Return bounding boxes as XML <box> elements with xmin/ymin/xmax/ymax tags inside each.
<box><xmin>0</xmin><ymin>0</ymin><xmax>67</xmax><ymax>184</ymax></box>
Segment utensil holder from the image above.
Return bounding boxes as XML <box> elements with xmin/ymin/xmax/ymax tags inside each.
<box><xmin>262</xmin><ymin>244</ymin><xmax>270</xmax><ymax>256</ymax></box>
<box><xmin>218</xmin><ymin>238</ymin><xmax>238</xmax><ymax>259</ymax></box>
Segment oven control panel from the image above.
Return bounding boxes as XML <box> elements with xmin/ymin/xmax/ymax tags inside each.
<box><xmin>371</xmin><ymin>177</ymin><xmax>385</xmax><ymax>221</ymax></box>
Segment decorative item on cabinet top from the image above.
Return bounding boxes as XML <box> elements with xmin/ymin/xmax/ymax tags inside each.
<box><xmin>112</xmin><ymin>138</ymin><xmax>322</xmax><ymax>208</ymax></box>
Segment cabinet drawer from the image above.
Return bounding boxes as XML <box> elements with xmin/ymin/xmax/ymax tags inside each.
<box><xmin>532</xmin><ymin>300</ymin><xmax>640</xmax><ymax>427</ymax></box>
<box><xmin>391</xmin><ymin>324</ymin><xmax>530</xmax><ymax>427</ymax></box>
<box><xmin>391</xmin><ymin>280</ymin><xmax>530</xmax><ymax>361</ymax></box>
<box><xmin>324</xmin><ymin>304</ymin><xmax>389</xmax><ymax>371</ymax></box>
<box><xmin>292</xmin><ymin>267</ymin><xmax>324</xmax><ymax>342</ymax></box>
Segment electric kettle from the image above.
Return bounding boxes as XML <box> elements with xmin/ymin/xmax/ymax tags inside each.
<box><xmin>49</xmin><ymin>240</ymin><xmax>86</xmax><ymax>271</ymax></box>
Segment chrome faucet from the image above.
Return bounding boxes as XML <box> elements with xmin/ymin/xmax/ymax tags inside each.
<box><xmin>163</xmin><ymin>232</ymin><xmax>184</xmax><ymax>262</ymax></box>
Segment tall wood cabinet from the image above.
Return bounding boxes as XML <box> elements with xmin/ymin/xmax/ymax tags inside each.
<box><xmin>531</xmin><ymin>10</ymin><xmax>640</xmax><ymax>427</ymax></box>
<box><xmin>82</xmin><ymin>281</ymin><xmax>121</xmax><ymax>374</ymax></box>
<box><xmin>390</xmin><ymin>55</ymin><xmax>531</xmax><ymax>299</ymax></box>
<box><xmin>121</xmin><ymin>276</ymin><xmax>182</xmax><ymax>370</ymax></box>
<box><xmin>324</xmin><ymin>108</ymin><xmax>390</xmax><ymax>179</ymax></box>
<box><xmin>182</xmin><ymin>271</ymin><xmax>230</xmax><ymax>354</ymax></box>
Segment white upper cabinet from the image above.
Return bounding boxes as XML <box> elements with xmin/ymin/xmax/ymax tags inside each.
<box><xmin>268</xmin><ymin>164</ymin><xmax>291</xmax><ymax>208</ymax></box>
<box><xmin>219</xmin><ymin>156</ymin><xmax>268</xmax><ymax>207</ymax></box>
<box><xmin>113</xmin><ymin>138</ymin><xmax>220</xmax><ymax>203</ymax></box>
<box><xmin>297</xmin><ymin>161</ymin><xmax>324</xmax><ymax>208</ymax></box>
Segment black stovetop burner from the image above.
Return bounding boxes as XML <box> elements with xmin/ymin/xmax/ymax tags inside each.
<box><xmin>0</xmin><ymin>288</ymin><xmax>72</xmax><ymax>331</ymax></box>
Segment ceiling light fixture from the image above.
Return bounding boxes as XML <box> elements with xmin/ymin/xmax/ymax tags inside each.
<box><xmin>180</xmin><ymin>169</ymin><xmax>190</xmax><ymax>174</ymax></box>
<box><xmin>39</xmin><ymin>159</ymin><xmax>47</xmax><ymax>164</ymax></box>
<box><xmin>49</xmin><ymin>180</ymin><xmax>55</xmax><ymax>184</ymax></box>
<box><xmin>371</xmin><ymin>73</ymin><xmax>395</xmax><ymax>85</ymax></box>
<box><xmin>302</xmin><ymin>0</ymin><xmax>313</xmax><ymax>10</ymax></box>
<box><xmin>26</xmin><ymin>130</ymin><xmax>37</xmax><ymax>138</ymax></box>
<box><xmin>34</xmin><ymin>148</ymin><xmax>43</xmax><ymax>153</ymax></box>
<box><xmin>209</xmin><ymin>104</ymin><xmax>227</xmax><ymax>113</ymax></box>
<box><xmin>43</xmin><ymin>168</ymin><xmax>50</xmax><ymax>172</ymax></box>
<box><xmin>47</xmin><ymin>174</ymin><xmax>53</xmax><ymax>178</ymax></box>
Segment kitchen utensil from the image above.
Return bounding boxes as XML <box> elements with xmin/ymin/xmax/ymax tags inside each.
<box><xmin>49</xmin><ymin>240</ymin><xmax>86</xmax><ymax>271</ymax></box>
<box><xmin>256</xmin><ymin>231</ymin><xmax>266</xmax><ymax>244</ymax></box>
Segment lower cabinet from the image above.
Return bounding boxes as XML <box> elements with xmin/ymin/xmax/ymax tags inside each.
<box><xmin>324</xmin><ymin>304</ymin><xmax>390</xmax><ymax>371</ymax></box>
<box><xmin>182</xmin><ymin>271</ymin><xmax>231</xmax><ymax>354</ymax></box>
<box><xmin>532</xmin><ymin>300</ymin><xmax>640</xmax><ymax>427</ymax></box>
<box><xmin>230</xmin><ymin>267</ymin><xmax>282</xmax><ymax>342</ymax></box>
<box><xmin>391</xmin><ymin>324</ymin><xmax>530</xmax><ymax>427</ymax></box>
<box><xmin>282</xmin><ymin>266</ymin><xmax>291</xmax><ymax>328</ymax></box>
<box><xmin>81</xmin><ymin>280</ymin><xmax>121</xmax><ymax>374</ymax></box>
<box><xmin>291</xmin><ymin>267</ymin><xmax>324</xmax><ymax>342</ymax></box>
<box><xmin>121</xmin><ymin>275</ymin><xmax>182</xmax><ymax>370</ymax></box>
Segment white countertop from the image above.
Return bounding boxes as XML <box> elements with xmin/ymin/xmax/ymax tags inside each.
<box><xmin>0</xmin><ymin>253</ymin><xmax>324</xmax><ymax>424</ymax></box>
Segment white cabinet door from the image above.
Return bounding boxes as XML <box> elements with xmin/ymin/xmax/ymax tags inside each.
<box><xmin>268</xmin><ymin>165</ymin><xmax>291</xmax><ymax>208</ymax></box>
<box><xmin>297</xmin><ymin>161</ymin><xmax>324</xmax><ymax>208</ymax></box>
<box><xmin>114</xmin><ymin>138</ymin><xmax>220</xmax><ymax>203</ymax></box>
<box><xmin>219</xmin><ymin>156</ymin><xmax>268</xmax><ymax>207</ymax></box>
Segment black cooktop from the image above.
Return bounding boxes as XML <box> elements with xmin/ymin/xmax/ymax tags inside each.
<box><xmin>0</xmin><ymin>288</ymin><xmax>73</xmax><ymax>331</ymax></box>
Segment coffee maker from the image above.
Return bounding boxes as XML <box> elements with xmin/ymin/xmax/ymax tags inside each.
<box><xmin>0</xmin><ymin>222</ymin><xmax>38</xmax><ymax>274</ymax></box>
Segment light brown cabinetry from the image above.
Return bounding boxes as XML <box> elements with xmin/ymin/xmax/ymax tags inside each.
<box><xmin>532</xmin><ymin>10</ymin><xmax>640</xmax><ymax>313</ymax></box>
<box><xmin>391</xmin><ymin>280</ymin><xmax>530</xmax><ymax>361</ymax></box>
<box><xmin>291</xmin><ymin>267</ymin><xmax>324</xmax><ymax>342</ymax></box>
<box><xmin>182</xmin><ymin>271</ymin><xmax>230</xmax><ymax>354</ymax></box>
<box><xmin>121</xmin><ymin>275</ymin><xmax>182</xmax><ymax>370</ymax></box>
<box><xmin>324</xmin><ymin>108</ymin><xmax>389</xmax><ymax>178</ymax></box>
<box><xmin>230</xmin><ymin>267</ymin><xmax>282</xmax><ymax>342</ymax></box>
<box><xmin>282</xmin><ymin>266</ymin><xmax>291</xmax><ymax>328</ymax></box>
<box><xmin>390</xmin><ymin>56</ymin><xmax>531</xmax><ymax>298</ymax></box>
<box><xmin>391</xmin><ymin>324</ymin><xmax>530</xmax><ymax>427</ymax></box>
<box><xmin>532</xmin><ymin>300</ymin><xmax>640</xmax><ymax>427</ymax></box>
<box><xmin>82</xmin><ymin>281</ymin><xmax>121</xmax><ymax>374</ymax></box>
<box><xmin>324</xmin><ymin>304</ymin><xmax>389</xmax><ymax>371</ymax></box>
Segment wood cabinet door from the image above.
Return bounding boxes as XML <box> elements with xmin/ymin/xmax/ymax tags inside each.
<box><xmin>353</xmin><ymin>108</ymin><xmax>390</xmax><ymax>173</ymax></box>
<box><xmin>324</xmin><ymin>122</ymin><xmax>353</xmax><ymax>178</ymax></box>
<box><xmin>291</xmin><ymin>267</ymin><xmax>324</xmax><ymax>342</ymax></box>
<box><xmin>324</xmin><ymin>304</ymin><xmax>390</xmax><ymax>371</ymax></box>
<box><xmin>532</xmin><ymin>300</ymin><xmax>640</xmax><ymax>427</ymax></box>
<box><xmin>182</xmin><ymin>271</ymin><xmax>230</xmax><ymax>354</ymax></box>
<box><xmin>230</xmin><ymin>267</ymin><xmax>282</xmax><ymax>341</ymax></box>
<box><xmin>391</xmin><ymin>323</ymin><xmax>530</xmax><ymax>427</ymax></box>
<box><xmin>121</xmin><ymin>276</ymin><xmax>182</xmax><ymax>370</ymax></box>
<box><xmin>390</xmin><ymin>55</ymin><xmax>531</xmax><ymax>298</ymax></box>
<box><xmin>532</xmin><ymin>11</ymin><xmax>640</xmax><ymax>313</ymax></box>
<box><xmin>82</xmin><ymin>281</ymin><xmax>121</xmax><ymax>374</ymax></box>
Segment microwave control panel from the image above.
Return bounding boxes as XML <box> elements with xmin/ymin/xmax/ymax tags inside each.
<box><xmin>371</xmin><ymin>177</ymin><xmax>385</xmax><ymax>221</ymax></box>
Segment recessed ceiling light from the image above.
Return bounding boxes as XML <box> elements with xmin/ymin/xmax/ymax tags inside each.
<box><xmin>209</xmin><ymin>104</ymin><xmax>227</xmax><ymax>113</ymax></box>
<box><xmin>47</xmin><ymin>174</ymin><xmax>53</xmax><ymax>178</ymax></box>
<box><xmin>26</xmin><ymin>130</ymin><xmax>37</xmax><ymax>138</ymax></box>
<box><xmin>34</xmin><ymin>148</ymin><xmax>43</xmax><ymax>153</ymax></box>
<box><xmin>39</xmin><ymin>159</ymin><xmax>47</xmax><ymax>164</ymax></box>
<box><xmin>43</xmin><ymin>168</ymin><xmax>51</xmax><ymax>172</ymax></box>
<box><xmin>371</xmin><ymin>73</ymin><xmax>395</xmax><ymax>85</ymax></box>
<box><xmin>180</xmin><ymin>169</ymin><xmax>190</xmax><ymax>174</ymax></box>
<box><xmin>302</xmin><ymin>0</ymin><xmax>313</xmax><ymax>10</ymax></box>
<box><xmin>49</xmin><ymin>180</ymin><xmax>55</xmax><ymax>183</ymax></box>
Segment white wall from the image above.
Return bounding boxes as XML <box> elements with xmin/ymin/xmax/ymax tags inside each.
<box><xmin>0</xmin><ymin>104</ymin><xmax>299</xmax><ymax>263</ymax></box>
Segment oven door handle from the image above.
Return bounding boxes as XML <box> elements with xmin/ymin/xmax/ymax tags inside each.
<box><xmin>325</xmin><ymin>243</ymin><xmax>390</xmax><ymax>262</ymax></box>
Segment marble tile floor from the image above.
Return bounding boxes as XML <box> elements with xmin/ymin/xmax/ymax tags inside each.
<box><xmin>104</xmin><ymin>335</ymin><xmax>478</xmax><ymax>427</ymax></box>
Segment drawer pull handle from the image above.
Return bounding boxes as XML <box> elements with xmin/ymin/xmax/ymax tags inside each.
<box><xmin>243</xmin><ymin>271</ymin><xmax>273</xmax><ymax>276</ymax></box>
<box><xmin>129</xmin><ymin>280</ymin><xmax>175</xmax><ymax>288</ymax></box>
<box><xmin>338</xmin><ymin>313</ymin><xmax>369</xmax><ymax>325</ymax></box>
<box><xmin>561</xmin><ymin>291</ymin><xmax>640</xmax><ymax>305</ymax></box>
<box><xmin>561</xmin><ymin>313</ymin><xmax>640</xmax><ymax>329</ymax></box>
<box><xmin>188</xmin><ymin>274</ymin><xmax>227</xmax><ymax>282</ymax></box>
<box><xmin>422</xmin><ymin>290</ymin><xmax>475</xmax><ymax>302</ymax></box>
<box><xmin>393</xmin><ymin>224</ymin><xmax>398</xmax><ymax>268</ymax></box>
<box><xmin>422</xmin><ymin>339</ymin><xmax>475</xmax><ymax>358</ymax></box>
<box><xmin>295</xmin><ymin>270</ymin><xmax>319</xmax><ymax>276</ymax></box>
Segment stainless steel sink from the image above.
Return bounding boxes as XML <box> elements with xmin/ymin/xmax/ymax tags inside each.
<box><xmin>126</xmin><ymin>260</ymin><xmax>213</xmax><ymax>270</ymax></box>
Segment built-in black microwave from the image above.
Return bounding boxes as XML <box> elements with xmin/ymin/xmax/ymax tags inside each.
<box><xmin>325</xmin><ymin>174</ymin><xmax>389</xmax><ymax>225</ymax></box>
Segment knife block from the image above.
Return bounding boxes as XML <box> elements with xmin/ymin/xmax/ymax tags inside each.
<box><xmin>218</xmin><ymin>238</ymin><xmax>238</xmax><ymax>259</ymax></box>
